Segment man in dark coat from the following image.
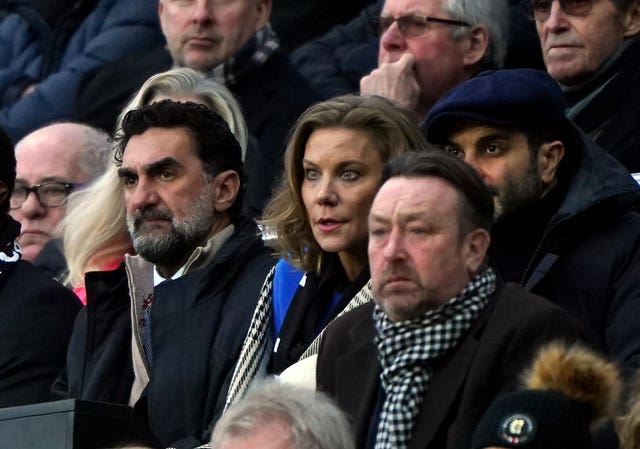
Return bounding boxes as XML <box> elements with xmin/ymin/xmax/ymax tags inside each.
<box><xmin>52</xmin><ymin>101</ymin><xmax>275</xmax><ymax>449</ymax></box>
<box><xmin>530</xmin><ymin>0</ymin><xmax>640</xmax><ymax>172</ymax></box>
<box><xmin>0</xmin><ymin>125</ymin><xmax>81</xmax><ymax>407</ymax></box>
<box><xmin>316</xmin><ymin>151</ymin><xmax>583</xmax><ymax>449</ymax></box>
<box><xmin>423</xmin><ymin>68</ymin><xmax>640</xmax><ymax>380</ymax></box>
<box><xmin>73</xmin><ymin>0</ymin><xmax>319</xmax><ymax>217</ymax></box>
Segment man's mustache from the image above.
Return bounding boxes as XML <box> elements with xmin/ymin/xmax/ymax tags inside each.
<box><xmin>132</xmin><ymin>207</ymin><xmax>173</xmax><ymax>228</ymax></box>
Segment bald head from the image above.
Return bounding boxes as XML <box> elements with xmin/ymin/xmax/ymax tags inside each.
<box><xmin>10</xmin><ymin>122</ymin><xmax>110</xmax><ymax>261</ymax></box>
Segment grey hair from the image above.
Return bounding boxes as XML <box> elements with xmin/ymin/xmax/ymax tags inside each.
<box><xmin>210</xmin><ymin>381</ymin><xmax>355</xmax><ymax>449</ymax></box>
<box><xmin>116</xmin><ymin>67</ymin><xmax>249</xmax><ymax>160</ymax></box>
<box><xmin>444</xmin><ymin>0</ymin><xmax>510</xmax><ymax>69</ymax></box>
<box><xmin>76</xmin><ymin>125</ymin><xmax>111</xmax><ymax>180</ymax></box>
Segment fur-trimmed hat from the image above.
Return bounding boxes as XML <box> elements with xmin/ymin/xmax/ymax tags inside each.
<box><xmin>471</xmin><ymin>342</ymin><xmax>620</xmax><ymax>449</ymax></box>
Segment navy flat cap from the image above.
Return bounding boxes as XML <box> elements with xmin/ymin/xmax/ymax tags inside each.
<box><xmin>423</xmin><ymin>69</ymin><xmax>569</xmax><ymax>143</ymax></box>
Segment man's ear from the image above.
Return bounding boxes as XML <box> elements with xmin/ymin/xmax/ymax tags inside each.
<box><xmin>211</xmin><ymin>170</ymin><xmax>240</xmax><ymax>213</ymax></box>
<box><xmin>537</xmin><ymin>141</ymin><xmax>565</xmax><ymax>185</ymax></box>
<box><xmin>623</xmin><ymin>0</ymin><xmax>640</xmax><ymax>37</ymax></box>
<box><xmin>463</xmin><ymin>25</ymin><xmax>489</xmax><ymax>68</ymax></box>
<box><xmin>254</xmin><ymin>0</ymin><xmax>272</xmax><ymax>32</ymax></box>
<box><xmin>462</xmin><ymin>228</ymin><xmax>490</xmax><ymax>275</ymax></box>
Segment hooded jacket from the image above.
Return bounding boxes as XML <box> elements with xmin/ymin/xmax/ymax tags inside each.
<box><xmin>492</xmin><ymin>128</ymin><xmax>640</xmax><ymax>380</ymax></box>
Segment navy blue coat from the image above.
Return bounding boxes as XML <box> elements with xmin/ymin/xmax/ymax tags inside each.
<box><xmin>53</xmin><ymin>219</ymin><xmax>275</xmax><ymax>448</ymax></box>
<box><xmin>0</xmin><ymin>0</ymin><xmax>163</xmax><ymax>141</ymax></box>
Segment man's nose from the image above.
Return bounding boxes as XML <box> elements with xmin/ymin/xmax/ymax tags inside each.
<box><xmin>380</xmin><ymin>20</ymin><xmax>407</xmax><ymax>53</ymax></box>
<box><xmin>544</xmin><ymin>0</ymin><xmax>571</xmax><ymax>33</ymax></box>
<box><xmin>125</xmin><ymin>179</ymin><xmax>159</xmax><ymax>212</ymax></box>
<box><xmin>383</xmin><ymin>227</ymin><xmax>406</xmax><ymax>261</ymax></box>
<box><xmin>14</xmin><ymin>191</ymin><xmax>46</xmax><ymax>218</ymax></box>
<box><xmin>192</xmin><ymin>0</ymin><xmax>214</xmax><ymax>24</ymax></box>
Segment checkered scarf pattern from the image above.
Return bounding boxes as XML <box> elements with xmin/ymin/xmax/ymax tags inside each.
<box><xmin>225</xmin><ymin>269</ymin><xmax>374</xmax><ymax>410</ymax></box>
<box><xmin>209</xmin><ymin>24</ymin><xmax>279</xmax><ymax>86</ymax></box>
<box><xmin>373</xmin><ymin>268</ymin><xmax>496</xmax><ymax>449</ymax></box>
<box><xmin>224</xmin><ymin>265</ymin><xmax>276</xmax><ymax>411</ymax></box>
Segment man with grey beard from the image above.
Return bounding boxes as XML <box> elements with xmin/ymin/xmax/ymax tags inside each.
<box><xmin>53</xmin><ymin>100</ymin><xmax>275</xmax><ymax>449</ymax></box>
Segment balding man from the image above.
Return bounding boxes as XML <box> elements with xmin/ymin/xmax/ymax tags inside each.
<box><xmin>10</xmin><ymin>122</ymin><xmax>110</xmax><ymax>262</ymax></box>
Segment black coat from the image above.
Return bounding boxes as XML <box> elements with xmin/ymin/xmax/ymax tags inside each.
<box><xmin>0</xmin><ymin>259</ymin><xmax>81</xmax><ymax>407</ymax></box>
<box><xmin>492</xmin><ymin>129</ymin><xmax>640</xmax><ymax>380</ymax></box>
<box><xmin>53</xmin><ymin>219</ymin><xmax>275</xmax><ymax>449</ymax></box>
<box><xmin>566</xmin><ymin>38</ymin><xmax>640</xmax><ymax>173</ymax></box>
<box><xmin>317</xmin><ymin>281</ymin><xmax>584</xmax><ymax>449</ymax></box>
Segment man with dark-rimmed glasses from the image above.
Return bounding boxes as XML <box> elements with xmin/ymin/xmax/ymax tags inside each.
<box><xmin>530</xmin><ymin>0</ymin><xmax>640</xmax><ymax>173</ymax></box>
<box><xmin>360</xmin><ymin>0</ymin><xmax>510</xmax><ymax>119</ymax></box>
<box><xmin>10</xmin><ymin>122</ymin><xmax>110</xmax><ymax>262</ymax></box>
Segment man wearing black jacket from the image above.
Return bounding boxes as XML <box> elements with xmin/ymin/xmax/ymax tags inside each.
<box><xmin>424</xmin><ymin>68</ymin><xmax>640</xmax><ymax>380</ymax></box>
<box><xmin>53</xmin><ymin>101</ymin><xmax>275</xmax><ymax>449</ymax></box>
<box><xmin>530</xmin><ymin>0</ymin><xmax>640</xmax><ymax>172</ymax></box>
<box><xmin>0</xmin><ymin>125</ymin><xmax>81</xmax><ymax>408</ymax></box>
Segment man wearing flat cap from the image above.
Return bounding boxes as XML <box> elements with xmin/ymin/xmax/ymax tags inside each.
<box><xmin>423</xmin><ymin>68</ymin><xmax>640</xmax><ymax>381</ymax></box>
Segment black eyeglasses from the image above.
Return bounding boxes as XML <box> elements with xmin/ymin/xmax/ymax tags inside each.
<box><xmin>10</xmin><ymin>181</ymin><xmax>79</xmax><ymax>209</ymax></box>
<box><xmin>523</xmin><ymin>0</ymin><xmax>594</xmax><ymax>21</ymax></box>
<box><xmin>369</xmin><ymin>14</ymin><xmax>471</xmax><ymax>38</ymax></box>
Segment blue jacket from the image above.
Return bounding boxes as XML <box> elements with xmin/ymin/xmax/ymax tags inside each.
<box><xmin>0</xmin><ymin>0</ymin><xmax>163</xmax><ymax>141</ymax></box>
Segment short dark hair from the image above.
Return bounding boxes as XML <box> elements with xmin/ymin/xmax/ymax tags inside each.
<box><xmin>611</xmin><ymin>0</ymin><xmax>636</xmax><ymax>12</ymax></box>
<box><xmin>0</xmin><ymin>127</ymin><xmax>15</xmax><ymax>213</ymax></box>
<box><xmin>114</xmin><ymin>100</ymin><xmax>245</xmax><ymax>221</ymax></box>
<box><xmin>381</xmin><ymin>151</ymin><xmax>494</xmax><ymax>234</ymax></box>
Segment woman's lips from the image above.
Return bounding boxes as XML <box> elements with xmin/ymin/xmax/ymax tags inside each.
<box><xmin>317</xmin><ymin>219</ymin><xmax>345</xmax><ymax>232</ymax></box>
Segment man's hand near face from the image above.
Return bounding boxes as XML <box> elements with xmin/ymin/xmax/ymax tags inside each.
<box><xmin>360</xmin><ymin>53</ymin><xmax>420</xmax><ymax>114</ymax></box>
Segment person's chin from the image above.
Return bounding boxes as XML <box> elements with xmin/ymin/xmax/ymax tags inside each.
<box><xmin>19</xmin><ymin>242</ymin><xmax>45</xmax><ymax>262</ymax></box>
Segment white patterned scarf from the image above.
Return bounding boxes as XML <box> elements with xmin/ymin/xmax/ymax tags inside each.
<box><xmin>373</xmin><ymin>267</ymin><xmax>497</xmax><ymax>449</ymax></box>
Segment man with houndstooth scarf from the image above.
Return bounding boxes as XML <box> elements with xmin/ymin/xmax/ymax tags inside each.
<box><xmin>315</xmin><ymin>151</ymin><xmax>587</xmax><ymax>449</ymax></box>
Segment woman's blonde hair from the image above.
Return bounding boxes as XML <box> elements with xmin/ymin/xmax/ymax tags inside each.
<box><xmin>259</xmin><ymin>94</ymin><xmax>430</xmax><ymax>273</ymax></box>
<box><xmin>63</xmin><ymin>68</ymin><xmax>249</xmax><ymax>286</ymax></box>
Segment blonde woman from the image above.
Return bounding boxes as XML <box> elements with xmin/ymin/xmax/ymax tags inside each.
<box><xmin>227</xmin><ymin>94</ymin><xmax>431</xmax><ymax>404</ymax></box>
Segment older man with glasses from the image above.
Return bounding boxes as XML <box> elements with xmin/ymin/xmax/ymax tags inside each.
<box><xmin>359</xmin><ymin>0</ymin><xmax>509</xmax><ymax>119</ymax></box>
<box><xmin>531</xmin><ymin>0</ymin><xmax>640</xmax><ymax>173</ymax></box>
<box><xmin>10</xmin><ymin>122</ymin><xmax>111</xmax><ymax>263</ymax></box>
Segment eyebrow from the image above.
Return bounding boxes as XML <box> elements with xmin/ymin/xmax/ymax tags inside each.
<box><xmin>117</xmin><ymin>157</ymin><xmax>183</xmax><ymax>178</ymax></box>
<box><xmin>369</xmin><ymin>211</ymin><xmax>427</xmax><ymax>224</ymax></box>
<box><xmin>302</xmin><ymin>159</ymin><xmax>369</xmax><ymax>169</ymax></box>
<box><xmin>15</xmin><ymin>176</ymin><xmax>70</xmax><ymax>185</ymax></box>
<box><xmin>448</xmin><ymin>132</ymin><xmax>513</xmax><ymax>147</ymax></box>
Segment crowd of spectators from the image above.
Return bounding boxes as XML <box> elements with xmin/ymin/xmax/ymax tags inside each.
<box><xmin>0</xmin><ymin>0</ymin><xmax>640</xmax><ymax>448</ymax></box>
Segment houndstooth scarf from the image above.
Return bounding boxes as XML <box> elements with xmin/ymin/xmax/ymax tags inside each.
<box><xmin>224</xmin><ymin>270</ymin><xmax>373</xmax><ymax>410</ymax></box>
<box><xmin>208</xmin><ymin>24</ymin><xmax>279</xmax><ymax>86</ymax></box>
<box><xmin>373</xmin><ymin>267</ymin><xmax>496</xmax><ymax>449</ymax></box>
